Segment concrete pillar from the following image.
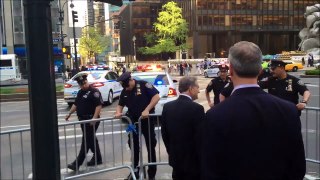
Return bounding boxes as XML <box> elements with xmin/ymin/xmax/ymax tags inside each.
<box><xmin>4</xmin><ymin>0</ymin><xmax>15</xmax><ymax>54</ymax></box>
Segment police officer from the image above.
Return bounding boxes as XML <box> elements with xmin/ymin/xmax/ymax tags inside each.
<box><xmin>205</xmin><ymin>64</ymin><xmax>231</xmax><ymax>107</ymax></box>
<box><xmin>114</xmin><ymin>72</ymin><xmax>160</xmax><ymax>180</ymax></box>
<box><xmin>65</xmin><ymin>74</ymin><xmax>103</xmax><ymax>171</ymax></box>
<box><xmin>259</xmin><ymin>60</ymin><xmax>311</xmax><ymax>115</ymax></box>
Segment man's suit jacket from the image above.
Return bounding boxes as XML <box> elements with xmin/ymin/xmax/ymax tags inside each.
<box><xmin>161</xmin><ymin>95</ymin><xmax>205</xmax><ymax>176</ymax></box>
<box><xmin>201</xmin><ymin>87</ymin><xmax>306</xmax><ymax>180</ymax></box>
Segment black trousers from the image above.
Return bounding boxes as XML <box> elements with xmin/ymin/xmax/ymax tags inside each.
<box><xmin>75</xmin><ymin>120</ymin><xmax>102</xmax><ymax>165</ymax></box>
<box><xmin>128</xmin><ymin>118</ymin><xmax>157</xmax><ymax>178</ymax></box>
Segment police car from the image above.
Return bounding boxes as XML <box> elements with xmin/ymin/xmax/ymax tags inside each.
<box><xmin>131</xmin><ymin>71</ymin><xmax>179</xmax><ymax>114</ymax></box>
<box><xmin>64</xmin><ymin>70</ymin><xmax>122</xmax><ymax>106</ymax></box>
<box><xmin>204</xmin><ymin>64</ymin><xmax>220</xmax><ymax>78</ymax></box>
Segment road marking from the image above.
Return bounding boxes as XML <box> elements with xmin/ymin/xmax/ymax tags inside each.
<box><xmin>306</xmin><ymin>84</ymin><xmax>319</xmax><ymax>87</ymax></box>
<box><xmin>0</xmin><ymin>110</ymin><xmax>29</xmax><ymax>113</ymax></box>
<box><xmin>304</xmin><ymin>174</ymin><xmax>320</xmax><ymax>180</ymax></box>
<box><xmin>0</xmin><ymin>124</ymin><xmax>30</xmax><ymax>129</ymax></box>
<box><xmin>58</xmin><ymin>127</ymin><xmax>162</xmax><ymax>140</ymax></box>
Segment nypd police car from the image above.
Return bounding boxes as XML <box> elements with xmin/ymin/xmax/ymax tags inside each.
<box><xmin>64</xmin><ymin>70</ymin><xmax>122</xmax><ymax>106</ymax></box>
<box><xmin>131</xmin><ymin>71</ymin><xmax>178</xmax><ymax>114</ymax></box>
<box><xmin>204</xmin><ymin>64</ymin><xmax>220</xmax><ymax>78</ymax></box>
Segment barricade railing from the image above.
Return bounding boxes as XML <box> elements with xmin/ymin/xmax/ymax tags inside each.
<box><xmin>301</xmin><ymin>107</ymin><xmax>320</xmax><ymax>178</ymax></box>
<box><xmin>137</xmin><ymin>114</ymin><xmax>169</xmax><ymax>180</ymax></box>
<box><xmin>0</xmin><ymin>116</ymin><xmax>137</xmax><ymax>180</ymax></box>
<box><xmin>135</xmin><ymin>108</ymin><xmax>320</xmax><ymax>179</ymax></box>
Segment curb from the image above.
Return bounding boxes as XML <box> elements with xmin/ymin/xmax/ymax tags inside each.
<box><xmin>0</xmin><ymin>92</ymin><xmax>64</xmax><ymax>102</ymax></box>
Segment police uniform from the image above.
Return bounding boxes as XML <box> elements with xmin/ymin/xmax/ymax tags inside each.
<box><xmin>68</xmin><ymin>74</ymin><xmax>104</xmax><ymax>170</ymax></box>
<box><xmin>220</xmin><ymin>81</ymin><xmax>234</xmax><ymax>99</ymax></box>
<box><xmin>259</xmin><ymin>60</ymin><xmax>309</xmax><ymax>115</ymax></box>
<box><xmin>117</xmin><ymin>72</ymin><xmax>159</xmax><ymax>179</ymax></box>
<box><xmin>206</xmin><ymin>65</ymin><xmax>231</xmax><ymax>105</ymax></box>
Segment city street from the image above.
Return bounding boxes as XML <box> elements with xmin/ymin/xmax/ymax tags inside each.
<box><xmin>1</xmin><ymin>72</ymin><xmax>319</xmax><ymax>179</ymax></box>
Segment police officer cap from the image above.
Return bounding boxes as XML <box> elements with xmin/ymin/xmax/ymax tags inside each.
<box><xmin>117</xmin><ymin>72</ymin><xmax>131</xmax><ymax>82</ymax></box>
<box><xmin>270</xmin><ymin>60</ymin><xmax>286</xmax><ymax>68</ymax></box>
<box><xmin>75</xmin><ymin>74</ymin><xmax>88</xmax><ymax>85</ymax></box>
<box><xmin>218</xmin><ymin>64</ymin><xmax>229</xmax><ymax>72</ymax></box>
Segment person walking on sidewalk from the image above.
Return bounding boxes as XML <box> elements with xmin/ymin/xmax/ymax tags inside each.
<box><xmin>114</xmin><ymin>72</ymin><xmax>160</xmax><ymax>180</ymax></box>
<box><xmin>65</xmin><ymin>74</ymin><xmax>103</xmax><ymax>171</ymax></box>
<box><xmin>161</xmin><ymin>76</ymin><xmax>205</xmax><ymax>179</ymax></box>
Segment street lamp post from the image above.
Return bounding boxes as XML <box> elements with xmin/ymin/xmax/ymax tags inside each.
<box><xmin>58</xmin><ymin>0</ymin><xmax>74</xmax><ymax>70</ymax></box>
<box><xmin>132</xmin><ymin>35</ymin><xmax>136</xmax><ymax>62</ymax></box>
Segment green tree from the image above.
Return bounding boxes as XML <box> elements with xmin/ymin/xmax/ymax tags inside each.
<box><xmin>139</xmin><ymin>1</ymin><xmax>188</xmax><ymax>55</ymax></box>
<box><xmin>79</xmin><ymin>27</ymin><xmax>110</xmax><ymax>62</ymax></box>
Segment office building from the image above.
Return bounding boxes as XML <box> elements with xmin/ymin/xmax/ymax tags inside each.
<box><xmin>177</xmin><ymin>0</ymin><xmax>319</xmax><ymax>58</ymax></box>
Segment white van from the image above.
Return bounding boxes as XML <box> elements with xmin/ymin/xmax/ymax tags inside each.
<box><xmin>0</xmin><ymin>54</ymin><xmax>21</xmax><ymax>81</ymax></box>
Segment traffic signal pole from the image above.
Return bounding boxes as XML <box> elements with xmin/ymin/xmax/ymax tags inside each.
<box><xmin>72</xmin><ymin>10</ymin><xmax>79</xmax><ymax>72</ymax></box>
<box><xmin>23</xmin><ymin>0</ymin><xmax>61</xmax><ymax>179</ymax></box>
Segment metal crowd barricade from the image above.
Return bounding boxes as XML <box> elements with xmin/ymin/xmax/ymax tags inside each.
<box><xmin>0</xmin><ymin>116</ymin><xmax>137</xmax><ymax>180</ymax></box>
<box><xmin>137</xmin><ymin>114</ymin><xmax>169</xmax><ymax>180</ymax></box>
<box><xmin>301</xmin><ymin>107</ymin><xmax>320</xmax><ymax>178</ymax></box>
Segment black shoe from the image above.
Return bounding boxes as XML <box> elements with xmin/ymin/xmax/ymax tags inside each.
<box><xmin>87</xmin><ymin>158</ymin><xmax>102</xmax><ymax>166</ymax></box>
<box><xmin>67</xmin><ymin>162</ymin><xmax>80</xmax><ymax>171</ymax></box>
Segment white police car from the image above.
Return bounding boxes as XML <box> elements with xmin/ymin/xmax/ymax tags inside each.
<box><xmin>64</xmin><ymin>70</ymin><xmax>122</xmax><ymax>106</ymax></box>
<box><xmin>204</xmin><ymin>64</ymin><xmax>220</xmax><ymax>78</ymax></box>
<box><xmin>131</xmin><ymin>71</ymin><xmax>179</xmax><ymax>114</ymax></box>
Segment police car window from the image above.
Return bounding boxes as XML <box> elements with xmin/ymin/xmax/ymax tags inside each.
<box><xmin>109</xmin><ymin>72</ymin><xmax>119</xmax><ymax>80</ymax></box>
<box><xmin>105</xmin><ymin>73</ymin><xmax>113</xmax><ymax>80</ymax></box>
<box><xmin>133</xmin><ymin>74</ymin><xmax>168</xmax><ymax>85</ymax></box>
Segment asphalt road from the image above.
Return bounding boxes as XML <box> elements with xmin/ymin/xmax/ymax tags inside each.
<box><xmin>1</xmin><ymin>72</ymin><xmax>319</xmax><ymax>179</ymax></box>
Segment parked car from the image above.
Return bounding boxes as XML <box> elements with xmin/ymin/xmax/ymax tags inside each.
<box><xmin>283</xmin><ymin>61</ymin><xmax>304</xmax><ymax>72</ymax></box>
<box><xmin>204</xmin><ymin>64</ymin><xmax>220</xmax><ymax>78</ymax></box>
<box><xmin>129</xmin><ymin>71</ymin><xmax>179</xmax><ymax>114</ymax></box>
<box><xmin>64</xmin><ymin>70</ymin><xmax>122</xmax><ymax>106</ymax></box>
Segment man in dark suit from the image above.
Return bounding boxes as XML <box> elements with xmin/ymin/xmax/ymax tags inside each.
<box><xmin>201</xmin><ymin>41</ymin><xmax>306</xmax><ymax>180</ymax></box>
<box><xmin>161</xmin><ymin>76</ymin><xmax>205</xmax><ymax>179</ymax></box>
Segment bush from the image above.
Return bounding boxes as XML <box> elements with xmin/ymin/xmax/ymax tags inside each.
<box><xmin>305</xmin><ymin>69</ymin><xmax>320</xmax><ymax>75</ymax></box>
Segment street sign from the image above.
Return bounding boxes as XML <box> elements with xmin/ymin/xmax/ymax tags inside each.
<box><xmin>53</xmin><ymin>38</ymin><xmax>60</xmax><ymax>42</ymax></box>
<box><xmin>58</xmin><ymin>34</ymin><xmax>68</xmax><ymax>38</ymax></box>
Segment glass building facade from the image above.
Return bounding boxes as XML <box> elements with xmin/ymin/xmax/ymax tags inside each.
<box><xmin>177</xmin><ymin>0</ymin><xmax>319</xmax><ymax>58</ymax></box>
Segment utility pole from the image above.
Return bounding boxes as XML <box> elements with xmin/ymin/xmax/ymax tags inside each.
<box><xmin>72</xmin><ymin>10</ymin><xmax>79</xmax><ymax>72</ymax></box>
<box><xmin>23</xmin><ymin>0</ymin><xmax>61</xmax><ymax>179</ymax></box>
<box><xmin>58</xmin><ymin>0</ymin><xmax>65</xmax><ymax>71</ymax></box>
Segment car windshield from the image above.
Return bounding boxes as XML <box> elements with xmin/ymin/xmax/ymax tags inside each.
<box><xmin>133</xmin><ymin>74</ymin><xmax>169</xmax><ymax>85</ymax></box>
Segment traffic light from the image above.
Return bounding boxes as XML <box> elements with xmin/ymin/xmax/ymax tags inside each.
<box><xmin>62</xmin><ymin>46</ymin><xmax>70</xmax><ymax>54</ymax></box>
<box><xmin>114</xmin><ymin>21</ymin><xmax>120</xmax><ymax>29</ymax></box>
<box><xmin>72</xmin><ymin>10</ymin><xmax>78</xmax><ymax>23</ymax></box>
<box><xmin>94</xmin><ymin>0</ymin><xmax>123</xmax><ymax>7</ymax></box>
<box><xmin>67</xmin><ymin>54</ymin><xmax>71</xmax><ymax>59</ymax></box>
<box><xmin>122</xmin><ymin>21</ymin><xmax>126</xmax><ymax>29</ymax></box>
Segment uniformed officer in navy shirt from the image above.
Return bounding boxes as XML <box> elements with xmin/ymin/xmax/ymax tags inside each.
<box><xmin>205</xmin><ymin>64</ymin><xmax>232</xmax><ymax>107</ymax></box>
<box><xmin>65</xmin><ymin>74</ymin><xmax>103</xmax><ymax>171</ymax></box>
<box><xmin>259</xmin><ymin>60</ymin><xmax>311</xmax><ymax>115</ymax></box>
<box><xmin>114</xmin><ymin>72</ymin><xmax>160</xmax><ymax>180</ymax></box>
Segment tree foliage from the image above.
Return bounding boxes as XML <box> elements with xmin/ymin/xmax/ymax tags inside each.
<box><xmin>139</xmin><ymin>1</ymin><xmax>188</xmax><ymax>55</ymax></box>
<box><xmin>79</xmin><ymin>27</ymin><xmax>110</xmax><ymax>61</ymax></box>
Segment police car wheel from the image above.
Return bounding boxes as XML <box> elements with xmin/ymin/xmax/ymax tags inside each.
<box><xmin>106</xmin><ymin>91</ymin><xmax>113</xmax><ymax>105</ymax></box>
<box><xmin>204</xmin><ymin>72</ymin><xmax>208</xmax><ymax>78</ymax></box>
